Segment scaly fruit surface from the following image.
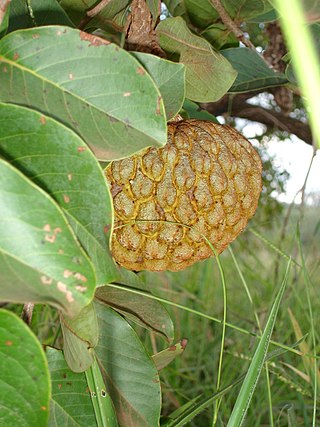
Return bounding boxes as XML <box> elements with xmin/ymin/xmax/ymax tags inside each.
<box><xmin>105</xmin><ymin>119</ymin><xmax>262</xmax><ymax>271</ymax></box>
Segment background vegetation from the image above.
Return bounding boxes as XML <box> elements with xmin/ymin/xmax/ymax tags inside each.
<box><xmin>0</xmin><ymin>0</ymin><xmax>319</xmax><ymax>426</ymax></box>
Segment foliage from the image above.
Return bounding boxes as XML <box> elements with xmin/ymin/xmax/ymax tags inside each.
<box><xmin>0</xmin><ymin>1</ymin><xmax>319</xmax><ymax>426</ymax></box>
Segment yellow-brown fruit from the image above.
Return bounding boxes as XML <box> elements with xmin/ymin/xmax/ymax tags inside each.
<box><xmin>105</xmin><ymin>119</ymin><xmax>262</xmax><ymax>272</ymax></box>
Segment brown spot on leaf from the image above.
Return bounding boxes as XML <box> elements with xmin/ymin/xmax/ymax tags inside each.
<box><xmin>77</xmin><ymin>146</ymin><xmax>86</xmax><ymax>153</ymax></box>
<box><xmin>32</xmin><ymin>34</ymin><xmax>40</xmax><ymax>39</ymax></box>
<box><xmin>104</xmin><ymin>224</ymin><xmax>111</xmax><ymax>234</ymax></box>
<box><xmin>45</xmin><ymin>234</ymin><xmax>56</xmax><ymax>243</ymax></box>
<box><xmin>41</xmin><ymin>275</ymin><xmax>53</xmax><ymax>285</ymax></box>
<box><xmin>168</xmin><ymin>345</ymin><xmax>177</xmax><ymax>351</ymax></box>
<box><xmin>57</xmin><ymin>281</ymin><xmax>67</xmax><ymax>292</ymax></box>
<box><xmin>66</xmin><ymin>291</ymin><xmax>74</xmax><ymax>303</ymax></box>
<box><xmin>5</xmin><ymin>340</ymin><xmax>13</xmax><ymax>346</ymax></box>
<box><xmin>39</xmin><ymin>116</ymin><xmax>46</xmax><ymax>125</ymax></box>
<box><xmin>54</xmin><ymin>227</ymin><xmax>62</xmax><ymax>234</ymax></box>
<box><xmin>13</xmin><ymin>53</ymin><xmax>19</xmax><ymax>60</ymax></box>
<box><xmin>123</xmin><ymin>92</ymin><xmax>131</xmax><ymax>97</ymax></box>
<box><xmin>63</xmin><ymin>270</ymin><xmax>73</xmax><ymax>279</ymax></box>
<box><xmin>75</xmin><ymin>285</ymin><xmax>87</xmax><ymax>292</ymax></box>
<box><xmin>63</xmin><ymin>195</ymin><xmax>70</xmax><ymax>204</ymax></box>
<box><xmin>74</xmin><ymin>273</ymin><xmax>87</xmax><ymax>282</ymax></box>
<box><xmin>58</xmin><ymin>384</ymin><xmax>62</xmax><ymax>389</ymax></box>
<box><xmin>67</xmin><ymin>173</ymin><xmax>73</xmax><ymax>181</ymax></box>
<box><xmin>2</xmin><ymin>67</ymin><xmax>8</xmax><ymax>73</ymax></box>
<box><xmin>69</xmin><ymin>73</ymin><xmax>74</xmax><ymax>80</ymax></box>
<box><xmin>156</xmin><ymin>96</ymin><xmax>162</xmax><ymax>115</ymax></box>
<box><xmin>43</xmin><ymin>224</ymin><xmax>51</xmax><ymax>232</ymax></box>
<box><xmin>137</xmin><ymin>67</ymin><xmax>145</xmax><ymax>75</ymax></box>
<box><xmin>40</xmin><ymin>406</ymin><xmax>47</xmax><ymax>411</ymax></box>
<box><xmin>79</xmin><ymin>31</ymin><xmax>110</xmax><ymax>47</ymax></box>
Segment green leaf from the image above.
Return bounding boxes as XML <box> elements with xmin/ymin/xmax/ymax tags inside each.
<box><xmin>157</xmin><ymin>17</ymin><xmax>237</xmax><ymax>102</ymax></box>
<box><xmin>182</xmin><ymin>99</ymin><xmax>219</xmax><ymax>122</ymax></box>
<box><xmin>0</xmin><ymin>25</ymin><xmax>167</xmax><ymax>160</ymax></box>
<box><xmin>0</xmin><ymin>309</ymin><xmax>50</xmax><ymax>427</ymax></box>
<box><xmin>61</xmin><ymin>302</ymin><xmax>98</xmax><ymax>372</ymax></box>
<box><xmin>95</xmin><ymin>302</ymin><xmax>161</xmax><ymax>427</ymax></box>
<box><xmin>0</xmin><ymin>159</ymin><xmax>96</xmax><ymax>317</ymax></box>
<box><xmin>227</xmin><ymin>260</ymin><xmax>291</xmax><ymax>426</ymax></box>
<box><xmin>95</xmin><ymin>283</ymin><xmax>174</xmax><ymax>342</ymax></box>
<box><xmin>8</xmin><ymin>0</ymin><xmax>74</xmax><ymax>32</ymax></box>
<box><xmin>85</xmin><ymin>356</ymin><xmax>119</xmax><ymax>427</ymax></box>
<box><xmin>59</xmin><ymin>0</ymin><xmax>129</xmax><ymax>27</ymax></box>
<box><xmin>132</xmin><ymin>52</ymin><xmax>185</xmax><ymax>120</ymax></box>
<box><xmin>0</xmin><ymin>0</ymin><xmax>10</xmax><ymax>37</ymax></box>
<box><xmin>184</xmin><ymin>0</ymin><xmax>219</xmax><ymax>29</ymax></box>
<box><xmin>201</xmin><ymin>23</ymin><xmax>238</xmax><ymax>50</ymax></box>
<box><xmin>221</xmin><ymin>47</ymin><xmax>288</xmax><ymax>92</ymax></box>
<box><xmin>222</xmin><ymin>0</ymin><xmax>272</xmax><ymax>21</ymax></box>
<box><xmin>152</xmin><ymin>339</ymin><xmax>188</xmax><ymax>371</ymax></box>
<box><xmin>146</xmin><ymin>0</ymin><xmax>160</xmax><ymax>23</ymax></box>
<box><xmin>47</xmin><ymin>347</ymin><xmax>97</xmax><ymax>427</ymax></box>
<box><xmin>0</xmin><ymin>102</ymin><xmax>114</xmax><ymax>286</ymax></box>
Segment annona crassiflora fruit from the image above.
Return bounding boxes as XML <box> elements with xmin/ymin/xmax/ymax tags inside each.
<box><xmin>105</xmin><ymin>119</ymin><xmax>262</xmax><ymax>272</ymax></box>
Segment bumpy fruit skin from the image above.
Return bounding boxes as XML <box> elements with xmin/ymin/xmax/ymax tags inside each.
<box><xmin>105</xmin><ymin>119</ymin><xmax>262</xmax><ymax>272</ymax></box>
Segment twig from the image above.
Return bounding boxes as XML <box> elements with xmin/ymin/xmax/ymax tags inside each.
<box><xmin>210</xmin><ymin>0</ymin><xmax>255</xmax><ymax>49</ymax></box>
<box><xmin>21</xmin><ymin>302</ymin><xmax>34</xmax><ymax>326</ymax></box>
<box><xmin>87</xmin><ymin>0</ymin><xmax>112</xmax><ymax>18</ymax></box>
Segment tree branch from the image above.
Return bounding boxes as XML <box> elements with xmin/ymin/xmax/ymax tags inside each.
<box><xmin>202</xmin><ymin>93</ymin><xmax>313</xmax><ymax>146</ymax></box>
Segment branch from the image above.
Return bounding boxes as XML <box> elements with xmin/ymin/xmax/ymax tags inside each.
<box><xmin>202</xmin><ymin>93</ymin><xmax>313</xmax><ymax>146</ymax></box>
<box><xmin>210</xmin><ymin>0</ymin><xmax>255</xmax><ymax>49</ymax></box>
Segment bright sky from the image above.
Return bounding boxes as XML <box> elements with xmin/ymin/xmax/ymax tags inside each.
<box><xmin>239</xmin><ymin>120</ymin><xmax>320</xmax><ymax>204</ymax></box>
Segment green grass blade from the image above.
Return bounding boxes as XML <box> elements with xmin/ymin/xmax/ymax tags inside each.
<box><xmin>85</xmin><ymin>355</ymin><xmax>118</xmax><ymax>427</ymax></box>
<box><xmin>227</xmin><ymin>259</ymin><xmax>291</xmax><ymax>427</ymax></box>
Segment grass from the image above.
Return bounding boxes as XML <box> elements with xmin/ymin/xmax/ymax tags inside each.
<box><xmin>139</xmin><ymin>202</ymin><xmax>320</xmax><ymax>426</ymax></box>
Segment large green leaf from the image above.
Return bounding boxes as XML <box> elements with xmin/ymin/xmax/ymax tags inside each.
<box><xmin>0</xmin><ymin>25</ymin><xmax>167</xmax><ymax>160</ymax></box>
<box><xmin>47</xmin><ymin>347</ymin><xmax>96</xmax><ymax>427</ymax></box>
<box><xmin>61</xmin><ymin>302</ymin><xmax>98</xmax><ymax>372</ymax></box>
<box><xmin>0</xmin><ymin>159</ymin><xmax>96</xmax><ymax>317</ymax></box>
<box><xmin>0</xmin><ymin>102</ymin><xmax>114</xmax><ymax>285</ymax></box>
<box><xmin>59</xmin><ymin>0</ymin><xmax>129</xmax><ymax>27</ymax></box>
<box><xmin>0</xmin><ymin>309</ymin><xmax>50</xmax><ymax>427</ymax></box>
<box><xmin>95</xmin><ymin>302</ymin><xmax>161</xmax><ymax>427</ymax></box>
<box><xmin>157</xmin><ymin>17</ymin><xmax>237</xmax><ymax>102</ymax></box>
<box><xmin>132</xmin><ymin>52</ymin><xmax>185</xmax><ymax>120</ymax></box>
<box><xmin>221</xmin><ymin>47</ymin><xmax>288</xmax><ymax>92</ymax></box>
<box><xmin>8</xmin><ymin>0</ymin><xmax>74</xmax><ymax>33</ymax></box>
<box><xmin>0</xmin><ymin>0</ymin><xmax>10</xmax><ymax>37</ymax></box>
<box><xmin>95</xmin><ymin>283</ymin><xmax>174</xmax><ymax>342</ymax></box>
<box><xmin>48</xmin><ymin>347</ymin><xmax>119</xmax><ymax>426</ymax></box>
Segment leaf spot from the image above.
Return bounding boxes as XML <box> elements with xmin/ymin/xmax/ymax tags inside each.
<box><xmin>5</xmin><ymin>340</ymin><xmax>13</xmax><ymax>346</ymax></box>
<box><xmin>57</xmin><ymin>281</ymin><xmax>67</xmax><ymax>292</ymax></box>
<box><xmin>58</xmin><ymin>384</ymin><xmax>62</xmax><ymax>389</ymax></box>
<box><xmin>41</xmin><ymin>275</ymin><xmax>53</xmax><ymax>285</ymax></box>
<box><xmin>63</xmin><ymin>194</ymin><xmax>70</xmax><ymax>204</ymax></box>
<box><xmin>66</xmin><ymin>291</ymin><xmax>74</xmax><ymax>303</ymax></box>
<box><xmin>79</xmin><ymin>31</ymin><xmax>110</xmax><ymax>47</ymax></box>
<box><xmin>156</xmin><ymin>96</ymin><xmax>162</xmax><ymax>115</ymax></box>
<box><xmin>123</xmin><ymin>92</ymin><xmax>131</xmax><ymax>97</ymax></box>
<box><xmin>58</xmin><ymin>249</ymin><xmax>64</xmax><ymax>254</ymax></box>
<box><xmin>101</xmin><ymin>389</ymin><xmax>107</xmax><ymax>397</ymax></box>
<box><xmin>77</xmin><ymin>146</ymin><xmax>86</xmax><ymax>153</ymax></box>
<box><xmin>43</xmin><ymin>224</ymin><xmax>51</xmax><ymax>232</ymax></box>
<box><xmin>137</xmin><ymin>67</ymin><xmax>145</xmax><ymax>75</ymax></box>
<box><xmin>75</xmin><ymin>285</ymin><xmax>87</xmax><ymax>293</ymax></box>
<box><xmin>45</xmin><ymin>234</ymin><xmax>56</xmax><ymax>243</ymax></box>
<box><xmin>69</xmin><ymin>73</ymin><xmax>74</xmax><ymax>80</ymax></box>
<box><xmin>32</xmin><ymin>34</ymin><xmax>40</xmax><ymax>39</ymax></box>
<box><xmin>40</xmin><ymin>406</ymin><xmax>47</xmax><ymax>411</ymax></box>
<box><xmin>13</xmin><ymin>53</ymin><xmax>19</xmax><ymax>61</ymax></box>
<box><xmin>104</xmin><ymin>224</ymin><xmax>111</xmax><ymax>234</ymax></box>
<box><xmin>39</xmin><ymin>116</ymin><xmax>46</xmax><ymax>125</ymax></box>
<box><xmin>181</xmin><ymin>338</ymin><xmax>188</xmax><ymax>349</ymax></box>
<box><xmin>63</xmin><ymin>269</ymin><xmax>73</xmax><ymax>279</ymax></box>
<box><xmin>168</xmin><ymin>345</ymin><xmax>177</xmax><ymax>351</ymax></box>
<box><xmin>67</xmin><ymin>173</ymin><xmax>73</xmax><ymax>181</ymax></box>
<box><xmin>54</xmin><ymin>227</ymin><xmax>62</xmax><ymax>234</ymax></box>
<box><xmin>74</xmin><ymin>273</ymin><xmax>87</xmax><ymax>282</ymax></box>
<box><xmin>2</xmin><ymin>66</ymin><xmax>8</xmax><ymax>73</ymax></box>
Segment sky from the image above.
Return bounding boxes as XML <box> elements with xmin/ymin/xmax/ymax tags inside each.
<box><xmin>239</xmin><ymin>120</ymin><xmax>320</xmax><ymax>204</ymax></box>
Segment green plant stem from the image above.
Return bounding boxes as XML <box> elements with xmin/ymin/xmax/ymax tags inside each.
<box><xmin>274</xmin><ymin>0</ymin><xmax>320</xmax><ymax>149</ymax></box>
